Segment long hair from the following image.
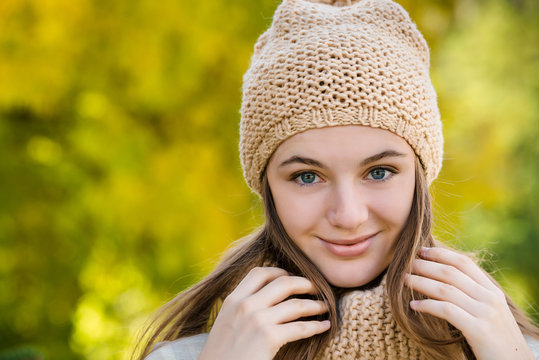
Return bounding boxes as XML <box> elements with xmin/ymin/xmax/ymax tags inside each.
<box><xmin>131</xmin><ymin>156</ymin><xmax>539</xmax><ymax>360</ymax></box>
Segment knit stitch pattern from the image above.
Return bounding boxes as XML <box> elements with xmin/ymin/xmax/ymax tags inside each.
<box><xmin>239</xmin><ymin>0</ymin><xmax>443</xmax><ymax>194</ymax></box>
<box><xmin>316</xmin><ymin>275</ymin><xmax>426</xmax><ymax>360</ymax></box>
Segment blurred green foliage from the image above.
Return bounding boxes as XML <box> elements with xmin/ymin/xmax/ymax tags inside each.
<box><xmin>0</xmin><ymin>346</ymin><xmax>43</xmax><ymax>360</ymax></box>
<box><xmin>0</xmin><ymin>0</ymin><xmax>537</xmax><ymax>358</ymax></box>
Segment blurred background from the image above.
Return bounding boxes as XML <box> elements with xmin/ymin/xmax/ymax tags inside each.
<box><xmin>0</xmin><ymin>0</ymin><xmax>537</xmax><ymax>358</ymax></box>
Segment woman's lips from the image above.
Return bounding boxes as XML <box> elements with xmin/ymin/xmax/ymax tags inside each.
<box><xmin>320</xmin><ymin>232</ymin><xmax>379</xmax><ymax>257</ymax></box>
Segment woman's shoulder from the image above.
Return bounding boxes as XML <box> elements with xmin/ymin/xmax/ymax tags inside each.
<box><xmin>144</xmin><ymin>333</ymin><xmax>209</xmax><ymax>360</ymax></box>
<box><xmin>142</xmin><ymin>332</ymin><xmax>539</xmax><ymax>359</ymax></box>
<box><xmin>526</xmin><ymin>335</ymin><xmax>539</xmax><ymax>359</ymax></box>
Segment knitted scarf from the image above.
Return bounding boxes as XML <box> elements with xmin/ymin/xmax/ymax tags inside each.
<box><xmin>315</xmin><ymin>274</ymin><xmax>426</xmax><ymax>360</ymax></box>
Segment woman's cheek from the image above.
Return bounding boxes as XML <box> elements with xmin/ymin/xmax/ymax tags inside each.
<box><xmin>393</xmin><ymin>184</ymin><xmax>414</xmax><ymax>226</ymax></box>
<box><xmin>372</xmin><ymin>185</ymin><xmax>414</xmax><ymax>226</ymax></box>
<box><xmin>279</xmin><ymin>192</ymin><xmax>327</xmax><ymax>238</ymax></box>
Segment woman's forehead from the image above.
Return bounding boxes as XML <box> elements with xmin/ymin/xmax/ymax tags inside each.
<box><xmin>272</xmin><ymin>125</ymin><xmax>414</xmax><ymax>161</ymax></box>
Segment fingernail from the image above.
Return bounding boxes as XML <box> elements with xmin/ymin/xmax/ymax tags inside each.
<box><xmin>420</xmin><ymin>247</ymin><xmax>430</xmax><ymax>256</ymax></box>
<box><xmin>410</xmin><ymin>300</ymin><xmax>419</xmax><ymax>309</ymax></box>
<box><xmin>404</xmin><ymin>273</ymin><xmax>410</xmax><ymax>280</ymax></box>
<box><xmin>322</xmin><ymin>320</ymin><xmax>331</xmax><ymax>327</ymax></box>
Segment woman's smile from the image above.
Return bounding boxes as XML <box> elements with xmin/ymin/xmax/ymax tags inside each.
<box><xmin>317</xmin><ymin>231</ymin><xmax>380</xmax><ymax>257</ymax></box>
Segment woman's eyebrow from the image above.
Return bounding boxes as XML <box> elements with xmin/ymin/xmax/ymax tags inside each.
<box><xmin>278</xmin><ymin>150</ymin><xmax>407</xmax><ymax>169</ymax></box>
<box><xmin>278</xmin><ymin>155</ymin><xmax>327</xmax><ymax>169</ymax></box>
<box><xmin>359</xmin><ymin>150</ymin><xmax>407</xmax><ymax>166</ymax></box>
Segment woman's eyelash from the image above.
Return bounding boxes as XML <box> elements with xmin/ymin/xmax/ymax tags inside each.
<box><xmin>290</xmin><ymin>171</ymin><xmax>321</xmax><ymax>187</ymax></box>
<box><xmin>366</xmin><ymin>166</ymin><xmax>397</xmax><ymax>182</ymax></box>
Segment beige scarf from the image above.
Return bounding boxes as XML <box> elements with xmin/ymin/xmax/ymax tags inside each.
<box><xmin>316</xmin><ymin>275</ymin><xmax>426</xmax><ymax>360</ymax></box>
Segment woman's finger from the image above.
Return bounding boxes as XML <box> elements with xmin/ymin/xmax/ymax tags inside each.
<box><xmin>405</xmin><ymin>273</ymin><xmax>483</xmax><ymax>317</ymax></box>
<box><xmin>266</xmin><ymin>298</ymin><xmax>328</xmax><ymax>324</ymax></box>
<box><xmin>419</xmin><ymin>247</ymin><xmax>497</xmax><ymax>291</ymax></box>
<box><xmin>275</xmin><ymin>320</ymin><xmax>331</xmax><ymax>345</ymax></box>
<box><xmin>411</xmin><ymin>258</ymin><xmax>491</xmax><ymax>302</ymax></box>
<box><xmin>409</xmin><ymin>299</ymin><xmax>476</xmax><ymax>337</ymax></box>
<box><xmin>226</xmin><ymin>267</ymin><xmax>289</xmax><ymax>303</ymax></box>
<box><xmin>250</xmin><ymin>275</ymin><xmax>318</xmax><ymax>307</ymax></box>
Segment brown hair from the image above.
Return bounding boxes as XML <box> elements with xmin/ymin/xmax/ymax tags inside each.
<box><xmin>131</xmin><ymin>156</ymin><xmax>539</xmax><ymax>360</ymax></box>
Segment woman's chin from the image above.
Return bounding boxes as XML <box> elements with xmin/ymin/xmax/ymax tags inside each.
<box><xmin>321</xmin><ymin>263</ymin><xmax>389</xmax><ymax>289</ymax></box>
<box><xmin>324</xmin><ymin>271</ymin><xmax>380</xmax><ymax>289</ymax></box>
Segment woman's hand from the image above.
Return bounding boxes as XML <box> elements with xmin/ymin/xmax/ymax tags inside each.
<box><xmin>198</xmin><ymin>267</ymin><xmax>330</xmax><ymax>360</ymax></box>
<box><xmin>404</xmin><ymin>246</ymin><xmax>534</xmax><ymax>360</ymax></box>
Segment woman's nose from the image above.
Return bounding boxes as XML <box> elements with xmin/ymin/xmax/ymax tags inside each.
<box><xmin>326</xmin><ymin>181</ymin><xmax>369</xmax><ymax>231</ymax></box>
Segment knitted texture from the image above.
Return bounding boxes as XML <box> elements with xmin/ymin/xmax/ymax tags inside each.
<box><xmin>239</xmin><ymin>0</ymin><xmax>443</xmax><ymax>195</ymax></box>
<box><xmin>316</xmin><ymin>275</ymin><xmax>426</xmax><ymax>360</ymax></box>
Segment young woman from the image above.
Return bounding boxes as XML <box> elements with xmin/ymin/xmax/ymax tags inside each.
<box><xmin>132</xmin><ymin>0</ymin><xmax>539</xmax><ymax>359</ymax></box>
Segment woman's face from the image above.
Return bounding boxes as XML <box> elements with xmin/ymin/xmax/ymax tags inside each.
<box><xmin>266</xmin><ymin>125</ymin><xmax>416</xmax><ymax>288</ymax></box>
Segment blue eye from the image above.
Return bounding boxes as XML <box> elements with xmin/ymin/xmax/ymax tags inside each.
<box><xmin>368</xmin><ymin>167</ymin><xmax>394</xmax><ymax>181</ymax></box>
<box><xmin>293</xmin><ymin>171</ymin><xmax>320</xmax><ymax>186</ymax></box>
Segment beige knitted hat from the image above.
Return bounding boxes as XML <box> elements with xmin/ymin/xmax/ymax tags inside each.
<box><xmin>239</xmin><ymin>0</ymin><xmax>443</xmax><ymax>195</ymax></box>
